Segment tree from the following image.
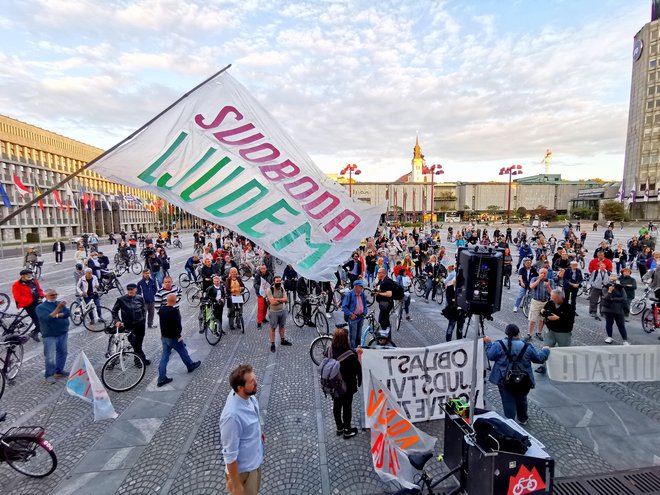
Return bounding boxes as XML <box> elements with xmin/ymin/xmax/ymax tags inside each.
<box><xmin>600</xmin><ymin>201</ymin><xmax>625</xmax><ymax>221</ymax></box>
<box><xmin>529</xmin><ymin>206</ymin><xmax>556</xmax><ymax>221</ymax></box>
<box><xmin>515</xmin><ymin>207</ymin><xmax>528</xmax><ymax>219</ymax></box>
<box><xmin>571</xmin><ymin>207</ymin><xmax>597</xmax><ymax>220</ymax></box>
<box><xmin>487</xmin><ymin>205</ymin><xmax>500</xmax><ymax>212</ymax></box>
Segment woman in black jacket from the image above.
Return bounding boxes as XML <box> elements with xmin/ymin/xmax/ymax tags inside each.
<box><xmin>330</xmin><ymin>327</ymin><xmax>362</xmax><ymax>439</ymax></box>
<box><xmin>600</xmin><ymin>275</ymin><xmax>629</xmax><ymax>345</ymax></box>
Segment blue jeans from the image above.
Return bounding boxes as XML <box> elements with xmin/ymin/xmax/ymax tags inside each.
<box><xmin>514</xmin><ymin>287</ymin><xmax>528</xmax><ymax>308</ymax></box>
<box><xmin>185</xmin><ymin>267</ymin><xmax>197</xmax><ymax>283</ymax></box>
<box><xmin>158</xmin><ymin>337</ymin><xmax>194</xmax><ymax>382</ymax></box>
<box><xmin>43</xmin><ymin>334</ymin><xmax>68</xmax><ymax>377</ymax></box>
<box><xmin>366</xmin><ymin>270</ymin><xmax>375</xmax><ymax>287</ymax></box>
<box><xmin>348</xmin><ymin>317</ymin><xmax>364</xmax><ymax>349</ymax></box>
<box><xmin>424</xmin><ymin>278</ymin><xmax>437</xmax><ymax>300</ymax></box>
<box><xmin>152</xmin><ymin>270</ymin><xmax>163</xmax><ymax>289</ymax></box>
<box><xmin>498</xmin><ymin>384</ymin><xmax>528</xmax><ymax>422</ymax></box>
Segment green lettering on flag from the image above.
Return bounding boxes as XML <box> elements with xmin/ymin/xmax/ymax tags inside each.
<box><xmin>272</xmin><ymin>222</ymin><xmax>331</xmax><ymax>269</ymax></box>
<box><xmin>180</xmin><ymin>157</ymin><xmax>237</xmax><ymax>202</ymax></box>
<box><xmin>237</xmin><ymin>199</ymin><xmax>299</xmax><ymax>238</ymax></box>
<box><xmin>157</xmin><ymin>147</ymin><xmax>218</xmax><ymax>190</ymax></box>
<box><xmin>204</xmin><ymin>179</ymin><xmax>268</xmax><ymax>217</ymax></box>
<box><xmin>137</xmin><ymin>131</ymin><xmax>189</xmax><ymax>184</ymax></box>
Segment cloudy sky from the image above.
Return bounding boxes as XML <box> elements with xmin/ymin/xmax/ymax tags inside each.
<box><xmin>0</xmin><ymin>0</ymin><xmax>650</xmax><ymax>182</ymax></box>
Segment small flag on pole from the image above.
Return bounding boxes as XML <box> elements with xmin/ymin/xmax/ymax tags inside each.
<box><xmin>65</xmin><ymin>184</ymin><xmax>78</xmax><ymax>210</ymax></box>
<box><xmin>644</xmin><ymin>176</ymin><xmax>650</xmax><ymax>202</ymax></box>
<box><xmin>12</xmin><ymin>174</ymin><xmax>30</xmax><ymax>197</ymax></box>
<box><xmin>0</xmin><ymin>183</ymin><xmax>12</xmax><ymax>208</ymax></box>
<box><xmin>630</xmin><ymin>180</ymin><xmax>637</xmax><ymax>204</ymax></box>
<box><xmin>35</xmin><ymin>188</ymin><xmax>44</xmax><ymax>210</ymax></box>
<box><xmin>618</xmin><ymin>181</ymin><xmax>625</xmax><ymax>203</ymax></box>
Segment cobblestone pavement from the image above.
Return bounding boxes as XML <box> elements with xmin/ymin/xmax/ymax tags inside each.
<box><xmin>0</xmin><ymin>225</ymin><xmax>658</xmax><ymax>494</ymax></box>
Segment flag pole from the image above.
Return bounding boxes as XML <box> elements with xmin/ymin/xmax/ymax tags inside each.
<box><xmin>0</xmin><ymin>64</ymin><xmax>233</xmax><ymax>227</ymax></box>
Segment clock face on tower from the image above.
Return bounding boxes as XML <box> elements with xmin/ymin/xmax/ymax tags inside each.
<box><xmin>633</xmin><ymin>38</ymin><xmax>643</xmax><ymax>61</ymax></box>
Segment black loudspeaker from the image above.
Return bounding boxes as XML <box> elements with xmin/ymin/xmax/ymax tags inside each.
<box><xmin>456</xmin><ymin>247</ymin><xmax>503</xmax><ymax>316</ymax></box>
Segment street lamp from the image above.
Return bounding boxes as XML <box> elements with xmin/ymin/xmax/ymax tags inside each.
<box><xmin>499</xmin><ymin>164</ymin><xmax>523</xmax><ymax>224</ymax></box>
<box><xmin>340</xmin><ymin>163</ymin><xmax>361</xmax><ymax>197</ymax></box>
<box><xmin>422</xmin><ymin>164</ymin><xmax>444</xmax><ymax>223</ymax></box>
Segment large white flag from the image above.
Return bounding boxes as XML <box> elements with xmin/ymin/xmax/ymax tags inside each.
<box><xmin>90</xmin><ymin>70</ymin><xmax>385</xmax><ymax>280</ymax></box>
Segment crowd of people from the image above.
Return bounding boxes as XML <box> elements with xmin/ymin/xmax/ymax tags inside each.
<box><xmin>3</xmin><ymin>219</ymin><xmax>659</xmax><ymax>495</ymax></box>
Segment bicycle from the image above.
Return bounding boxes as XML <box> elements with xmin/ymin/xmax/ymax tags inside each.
<box><xmin>576</xmin><ymin>279</ymin><xmax>592</xmax><ymax>298</ymax></box>
<box><xmin>185</xmin><ymin>284</ymin><xmax>204</xmax><ymax>307</ymax></box>
<box><xmin>412</xmin><ymin>274</ymin><xmax>428</xmax><ymax>297</ymax></box>
<box><xmin>0</xmin><ymin>333</ymin><xmax>28</xmax><ymax>381</ymax></box>
<box><xmin>0</xmin><ymin>414</ymin><xmax>58</xmax><ymax>478</ymax></box>
<box><xmin>227</xmin><ymin>293</ymin><xmax>246</xmax><ymax>334</ymax></box>
<box><xmin>630</xmin><ymin>285</ymin><xmax>654</xmax><ymax>315</ymax></box>
<box><xmin>69</xmin><ymin>298</ymin><xmax>114</xmax><ymax>332</ymax></box>
<box><xmin>199</xmin><ymin>299</ymin><xmax>223</xmax><ymax>345</ymax></box>
<box><xmin>292</xmin><ymin>294</ymin><xmax>329</xmax><ymax>336</ymax></box>
<box><xmin>0</xmin><ymin>294</ymin><xmax>9</xmax><ymax>313</ymax></box>
<box><xmin>520</xmin><ymin>291</ymin><xmax>532</xmax><ymax>318</ymax></box>
<box><xmin>101</xmin><ymin>324</ymin><xmax>146</xmax><ymax>392</ymax></box>
<box><xmin>360</xmin><ymin>312</ymin><xmax>396</xmax><ymax>348</ymax></box>
<box><xmin>116</xmin><ymin>257</ymin><xmax>143</xmax><ymax>276</ymax></box>
<box><xmin>239</xmin><ymin>261</ymin><xmax>254</xmax><ymax>281</ymax></box>
<box><xmin>178</xmin><ymin>266</ymin><xmax>201</xmax><ymax>289</ymax></box>
<box><xmin>0</xmin><ymin>310</ymin><xmax>35</xmax><ymax>338</ymax></box>
<box><xmin>25</xmin><ymin>261</ymin><xmax>43</xmax><ymax>280</ymax></box>
<box><xmin>172</xmin><ymin>236</ymin><xmax>182</xmax><ymax>249</ymax></box>
<box><xmin>99</xmin><ymin>270</ymin><xmax>125</xmax><ymax>296</ymax></box>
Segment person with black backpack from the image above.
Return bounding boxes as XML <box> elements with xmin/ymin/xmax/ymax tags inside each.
<box><xmin>319</xmin><ymin>326</ymin><xmax>362</xmax><ymax>439</ymax></box>
<box><xmin>484</xmin><ymin>324</ymin><xmax>550</xmax><ymax>425</ymax></box>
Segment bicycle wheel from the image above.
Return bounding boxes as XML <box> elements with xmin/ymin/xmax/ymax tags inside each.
<box><xmin>240</xmin><ymin>265</ymin><xmax>252</xmax><ymax>281</ymax></box>
<box><xmin>1</xmin><ymin>342</ymin><xmax>24</xmax><ymax>380</ymax></box>
<box><xmin>82</xmin><ymin>306</ymin><xmax>114</xmax><ymax>332</ymax></box>
<box><xmin>292</xmin><ymin>302</ymin><xmax>305</xmax><ymax>327</ymax></box>
<box><xmin>115</xmin><ymin>280</ymin><xmax>125</xmax><ymax>296</ymax></box>
<box><xmin>242</xmin><ymin>287</ymin><xmax>251</xmax><ymax>303</ymax></box>
<box><xmin>3</xmin><ymin>435</ymin><xmax>57</xmax><ymax>478</ymax></box>
<box><xmin>521</xmin><ymin>297</ymin><xmax>530</xmax><ymax>318</ymax></box>
<box><xmin>314</xmin><ymin>312</ymin><xmax>329</xmax><ymax>336</ymax></box>
<box><xmin>102</xmin><ymin>351</ymin><xmax>145</xmax><ymax>392</ymax></box>
<box><xmin>504</xmin><ymin>276</ymin><xmax>510</xmax><ymax>290</ymax></box>
<box><xmin>0</xmin><ymin>370</ymin><xmax>5</xmax><ymax>401</ymax></box>
<box><xmin>198</xmin><ymin>311</ymin><xmax>206</xmax><ymax>334</ymax></box>
<box><xmin>436</xmin><ymin>286</ymin><xmax>444</xmax><ymax>305</ymax></box>
<box><xmin>186</xmin><ymin>287</ymin><xmax>202</xmax><ymax>307</ymax></box>
<box><xmin>394</xmin><ymin>302</ymin><xmax>404</xmax><ymax>332</ymax></box>
<box><xmin>35</xmin><ymin>266</ymin><xmax>42</xmax><ymax>280</ymax></box>
<box><xmin>641</xmin><ymin>308</ymin><xmax>656</xmax><ymax>333</ymax></box>
<box><xmin>130</xmin><ymin>261</ymin><xmax>143</xmax><ymax>275</ymax></box>
<box><xmin>178</xmin><ymin>273</ymin><xmax>191</xmax><ymax>288</ymax></box>
<box><xmin>69</xmin><ymin>301</ymin><xmax>83</xmax><ymax>326</ymax></box>
<box><xmin>413</xmin><ymin>279</ymin><xmax>425</xmax><ymax>297</ymax></box>
<box><xmin>579</xmin><ymin>259</ymin><xmax>585</xmax><ymax>270</ymax></box>
<box><xmin>630</xmin><ymin>298</ymin><xmax>646</xmax><ymax>316</ymax></box>
<box><xmin>205</xmin><ymin>319</ymin><xmax>222</xmax><ymax>345</ymax></box>
<box><xmin>364</xmin><ymin>288</ymin><xmax>376</xmax><ymax>307</ymax></box>
<box><xmin>309</xmin><ymin>335</ymin><xmax>332</xmax><ymax>365</ymax></box>
<box><xmin>0</xmin><ymin>293</ymin><xmax>10</xmax><ymax>313</ymax></box>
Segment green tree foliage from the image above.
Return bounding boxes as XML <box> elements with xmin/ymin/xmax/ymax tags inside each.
<box><xmin>600</xmin><ymin>201</ymin><xmax>625</xmax><ymax>221</ymax></box>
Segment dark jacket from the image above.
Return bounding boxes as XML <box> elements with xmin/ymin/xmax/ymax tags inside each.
<box><xmin>561</xmin><ymin>267</ymin><xmax>583</xmax><ymax>289</ymax></box>
<box><xmin>542</xmin><ymin>300</ymin><xmax>575</xmax><ymax>333</ymax></box>
<box><xmin>253</xmin><ymin>270</ymin><xmax>273</xmax><ymax>296</ymax></box>
<box><xmin>600</xmin><ymin>285</ymin><xmax>626</xmax><ymax>315</ymax></box>
<box><xmin>158</xmin><ymin>305</ymin><xmax>182</xmax><ymax>339</ymax></box>
<box><xmin>331</xmin><ymin>345</ymin><xmax>362</xmax><ymax>395</ymax></box>
<box><xmin>112</xmin><ymin>294</ymin><xmax>146</xmax><ymax>326</ymax></box>
<box><xmin>486</xmin><ymin>338</ymin><xmax>549</xmax><ymax>388</ymax></box>
<box><xmin>137</xmin><ymin>277</ymin><xmax>157</xmax><ymax>303</ymax></box>
<box><xmin>52</xmin><ymin>241</ymin><xmax>66</xmax><ymax>252</ymax></box>
<box><xmin>618</xmin><ymin>275</ymin><xmax>637</xmax><ymax>300</ymax></box>
<box><xmin>342</xmin><ymin>259</ymin><xmax>363</xmax><ymax>278</ymax></box>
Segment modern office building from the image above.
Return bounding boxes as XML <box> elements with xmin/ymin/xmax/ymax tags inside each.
<box><xmin>623</xmin><ymin>4</ymin><xmax>660</xmax><ymax>218</ymax></box>
<box><xmin>0</xmin><ymin>115</ymin><xmax>204</xmax><ymax>244</ymax></box>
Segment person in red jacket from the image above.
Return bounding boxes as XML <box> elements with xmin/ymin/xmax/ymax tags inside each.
<box><xmin>588</xmin><ymin>251</ymin><xmax>613</xmax><ymax>274</ymax></box>
<box><xmin>11</xmin><ymin>268</ymin><xmax>44</xmax><ymax>342</ymax></box>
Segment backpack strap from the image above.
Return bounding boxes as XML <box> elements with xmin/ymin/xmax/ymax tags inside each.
<box><xmin>513</xmin><ymin>343</ymin><xmax>530</xmax><ymax>363</ymax></box>
<box><xmin>498</xmin><ymin>340</ymin><xmax>512</xmax><ymax>360</ymax></box>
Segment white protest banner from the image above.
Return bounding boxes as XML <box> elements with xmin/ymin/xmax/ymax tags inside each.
<box><xmin>66</xmin><ymin>351</ymin><xmax>118</xmax><ymax>421</ymax></box>
<box><xmin>362</xmin><ymin>339</ymin><xmax>484</xmax><ymax>423</ymax></box>
<box><xmin>366</xmin><ymin>372</ymin><xmax>436</xmax><ymax>490</ymax></box>
<box><xmin>546</xmin><ymin>345</ymin><xmax>660</xmax><ymax>382</ymax></box>
<box><xmin>90</xmin><ymin>69</ymin><xmax>385</xmax><ymax>281</ymax></box>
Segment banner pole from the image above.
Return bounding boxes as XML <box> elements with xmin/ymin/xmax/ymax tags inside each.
<box><xmin>0</xmin><ymin>64</ymin><xmax>232</xmax><ymax>227</ymax></box>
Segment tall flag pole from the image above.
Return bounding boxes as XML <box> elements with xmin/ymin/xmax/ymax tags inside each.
<box><xmin>644</xmin><ymin>176</ymin><xmax>650</xmax><ymax>202</ymax></box>
<box><xmin>630</xmin><ymin>180</ymin><xmax>637</xmax><ymax>204</ymax></box>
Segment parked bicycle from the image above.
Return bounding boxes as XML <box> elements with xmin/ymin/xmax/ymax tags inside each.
<box><xmin>292</xmin><ymin>294</ymin><xmax>329</xmax><ymax>335</ymax></box>
<box><xmin>0</xmin><ymin>294</ymin><xmax>11</xmax><ymax>313</ymax></box>
<box><xmin>520</xmin><ymin>291</ymin><xmax>532</xmax><ymax>318</ymax></box>
<box><xmin>99</xmin><ymin>270</ymin><xmax>125</xmax><ymax>296</ymax></box>
<box><xmin>360</xmin><ymin>312</ymin><xmax>395</xmax><ymax>348</ymax></box>
<box><xmin>69</xmin><ymin>298</ymin><xmax>114</xmax><ymax>332</ymax></box>
<box><xmin>0</xmin><ymin>333</ymin><xmax>28</xmax><ymax>381</ymax></box>
<box><xmin>227</xmin><ymin>292</ymin><xmax>247</xmax><ymax>334</ymax></box>
<box><xmin>115</xmin><ymin>257</ymin><xmax>142</xmax><ymax>276</ymax></box>
<box><xmin>630</xmin><ymin>285</ymin><xmax>654</xmax><ymax>315</ymax></box>
<box><xmin>101</xmin><ymin>324</ymin><xmax>146</xmax><ymax>392</ymax></box>
<box><xmin>24</xmin><ymin>261</ymin><xmax>43</xmax><ymax>281</ymax></box>
<box><xmin>0</xmin><ymin>414</ymin><xmax>57</xmax><ymax>478</ymax></box>
<box><xmin>0</xmin><ymin>310</ymin><xmax>35</xmax><ymax>338</ymax></box>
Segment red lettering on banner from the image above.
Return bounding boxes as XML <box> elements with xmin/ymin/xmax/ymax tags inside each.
<box><xmin>195</xmin><ymin>106</ymin><xmax>243</xmax><ymax>130</ymax></box>
<box><xmin>371</xmin><ymin>432</ymin><xmax>385</xmax><ymax>469</ymax></box>
<box><xmin>324</xmin><ymin>209</ymin><xmax>360</xmax><ymax>241</ymax></box>
<box><xmin>302</xmin><ymin>191</ymin><xmax>340</xmax><ymax>220</ymax></box>
<box><xmin>367</xmin><ymin>389</ymin><xmax>386</xmax><ymax>417</ymax></box>
<box><xmin>259</xmin><ymin>160</ymin><xmax>300</xmax><ymax>182</ymax></box>
<box><xmin>240</xmin><ymin>143</ymin><xmax>281</xmax><ymax>163</ymax></box>
<box><xmin>284</xmin><ymin>177</ymin><xmax>319</xmax><ymax>200</ymax></box>
<box><xmin>213</xmin><ymin>124</ymin><xmax>264</xmax><ymax>146</ymax></box>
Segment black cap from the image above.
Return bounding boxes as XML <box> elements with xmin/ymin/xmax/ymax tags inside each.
<box><xmin>126</xmin><ymin>283</ymin><xmax>138</xmax><ymax>290</ymax></box>
<box><xmin>20</xmin><ymin>269</ymin><xmax>33</xmax><ymax>275</ymax></box>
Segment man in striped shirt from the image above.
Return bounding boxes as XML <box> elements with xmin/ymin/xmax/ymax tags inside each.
<box><xmin>527</xmin><ymin>267</ymin><xmax>554</xmax><ymax>341</ymax></box>
<box><xmin>155</xmin><ymin>276</ymin><xmax>182</xmax><ymax>309</ymax></box>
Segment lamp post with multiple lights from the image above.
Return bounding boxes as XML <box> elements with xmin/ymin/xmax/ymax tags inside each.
<box><xmin>499</xmin><ymin>164</ymin><xmax>523</xmax><ymax>224</ymax></box>
<box><xmin>340</xmin><ymin>163</ymin><xmax>361</xmax><ymax>197</ymax></box>
<box><xmin>422</xmin><ymin>164</ymin><xmax>444</xmax><ymax>223</ymax></box>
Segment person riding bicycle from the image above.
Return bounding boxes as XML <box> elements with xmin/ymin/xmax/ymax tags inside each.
<box><xmin>342</xmin><ymin>252</ymin><xmax>363</xmax><ymax>286</ymax></box>
<box><xmin>423</xmin><ymin>255</ymin><xmax>446</xmax><ymax>302</ymax></box>
<box><xmin>24</xmin><ymin>247</ymin><xmax>39</xmax><ymax>268</ymax></box>
<box><xmin>76</xmin><ymin>268</ymin><xmax>104</xmax><ymax>322</ymax></box>
<box><xmin>513</xmin><ymin>258</ymin><xmax>538</xmax><ymax>313</ymax></box>
<box><xmin>296</xmin><ymin>276</ymin><xmax>318</xmax><ymax>327</ymax></box>
<box><xmin>393</xmin><ymin>262</ymin><xmax>413</xmax><ymax>322</ymax></box>
<box><xmin>11</xmin><ymin>268</ymin><xmax>43</xmax><ymax>342</ymax></box>
<box><xmin>185</xmin><ymin>256</ymin><xmax>202</xmax><ymax>283</ymax></box>
<box><xmin>374</xmin><ymin>268</ymin><xmax>395</xmax><ymax>331</ymax></box>
<box><xmin>517</xmin><ymin>241</ymin><xmax>533</xmax><ymax>269</ymax></box>
<box><xmin>204</xmin><ymin>276</ymin><xmax>227</xmax><ymax>333</ymax></box>
<box><xmin>225</xmin><ymin>267</ymin><xmax>245</xmax><ymax>330</ymax></box>
<box><xmin>117</xmin><ymin>240</ymin><xmax>131</xmax><ymax>264</ymax></box>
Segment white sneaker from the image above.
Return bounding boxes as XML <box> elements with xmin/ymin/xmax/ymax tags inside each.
<box><xmin>622</xmin><ymin>341</ymin><xmax>631</xmax><ymax>346</ymax></box>
<box><xmin>604</xmin><ymin>337</ymin><xmax>613</xmax><ymax>344</ymax></box>
<box><xmin>513</xmin><ymin>306</ymin><xmax>518</xmax><ymax>313</ymax></box>
<box><xmin>325</xmin><ymin>312</ymin><xmax>332</xmax><ymax>318</ymax></box>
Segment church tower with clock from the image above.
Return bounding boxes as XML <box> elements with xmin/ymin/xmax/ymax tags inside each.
<box><xmin>411</xmin><ymin>135</ymin><xmax>427</xmax><ymax>182</ymax></box>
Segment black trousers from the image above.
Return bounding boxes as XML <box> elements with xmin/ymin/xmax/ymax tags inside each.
<box><xmin>332</xmin><ymin>392</ymin><xmax>354</xmax><ymax>430</ymax></box>
<box><xmin>378</xmin><ymin>300</ymin><xmax>392</xmax><ymax>330</ymax></box>
<box><xmin>126</xmin><ymin>322</ymin><xmax>146</xmax><ymax>360</ymax></box>
<box><xmin>564</xmin><ymin>287</ymin><xmax>579</xmax><ymax>308</ymax></box>
<box><xmin>55</xmin><ymin>251</ymin><xmax>63</xmax><ymax>263</ymax></box>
